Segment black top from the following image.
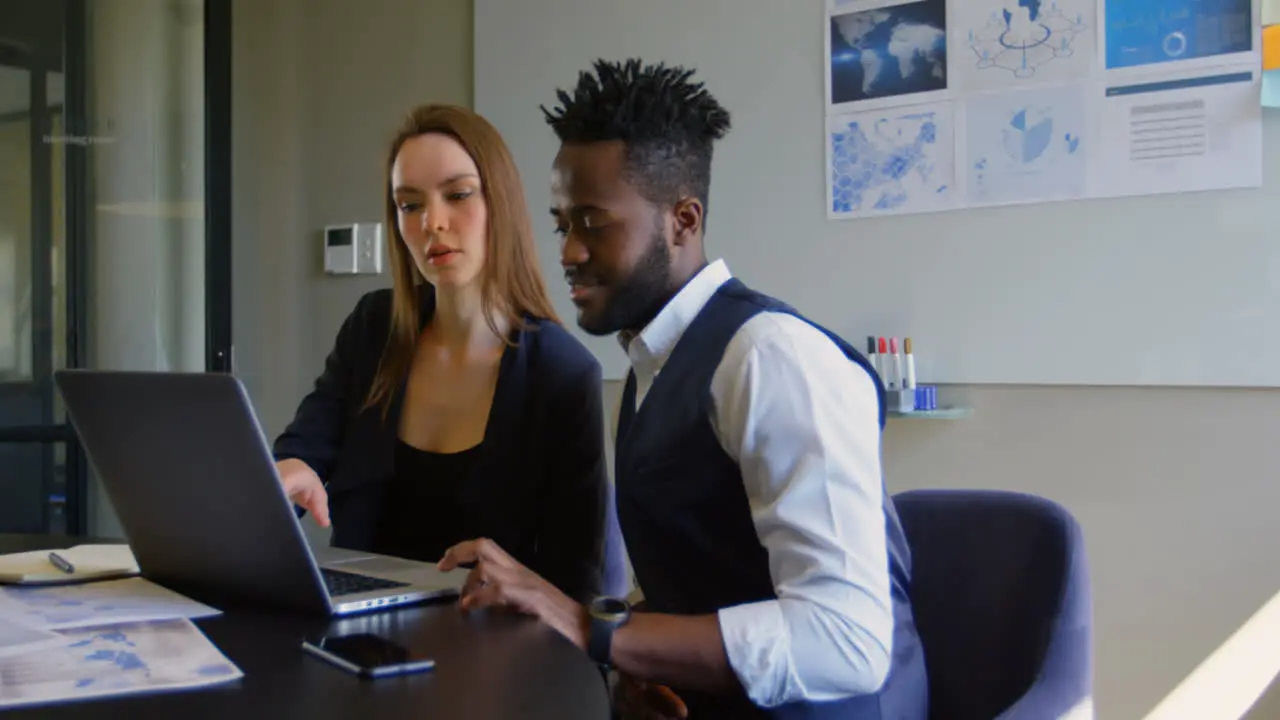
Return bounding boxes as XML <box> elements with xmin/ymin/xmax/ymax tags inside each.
<box><xmin>271</xmin><ymin>285</ymin><xmax>629</xmax><ymax>603</ymax></box>
<box><xmin>373</xmin><ymin>439</ymin><xmax>482</xmax><ymax>563</ymax></box>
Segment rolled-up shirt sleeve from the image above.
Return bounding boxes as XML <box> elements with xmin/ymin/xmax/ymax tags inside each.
<box><xmin>710</xmin><ymin>312</ymin><xmax>894</xmax><ymax>708</ymax></box>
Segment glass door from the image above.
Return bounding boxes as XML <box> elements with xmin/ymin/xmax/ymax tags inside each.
<box><xmin>0</xmin><ymin>10</ymin><xmax>74</xmax><ymax>534</ymax></box>
<box><xmin>0</xmin><ymin>0</ymin><xmax>231</xmax><ymax>537</ymax></box>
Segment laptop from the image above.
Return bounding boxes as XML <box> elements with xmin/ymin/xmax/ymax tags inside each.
<box><xmin>53</xmin><ymin>369</ymin><xmax>463</xmax><ymax>617</ymax></box>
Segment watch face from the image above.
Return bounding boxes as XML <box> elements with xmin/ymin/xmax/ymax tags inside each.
<box><xmin>591</xmin><ymin>597</ymin><xmax>629</xmax><ymax>619</ymax></box>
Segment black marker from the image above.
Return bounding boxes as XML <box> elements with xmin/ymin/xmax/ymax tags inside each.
<box><xmin>48</xmin><ymin>552</ymin><xmax>75</xmax><ymax>574</ymax></box>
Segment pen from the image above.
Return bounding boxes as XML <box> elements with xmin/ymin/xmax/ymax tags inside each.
<box><xmin>48</xmin><ymin>552</ymin><xmax>75</xmax><ymax>574</ymax></box>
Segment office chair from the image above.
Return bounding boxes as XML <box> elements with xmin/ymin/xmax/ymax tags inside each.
<box><xmin>893</xmin><ymin>489</ymin><xmax>1093</xmax><ymax>720</ymax></box>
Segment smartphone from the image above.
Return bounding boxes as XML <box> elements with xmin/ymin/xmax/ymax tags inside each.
<box><xmin>301</xmin><ymin>633</ymin><xmax>435</xmax><ymax>679</ymax></box>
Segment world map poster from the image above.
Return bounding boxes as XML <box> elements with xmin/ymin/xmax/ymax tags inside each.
<box><xmin>827</xmin><ymin>102</ymin><xmax>956</xmax><ymax>217</ymax></box>
<box><xmin>828</xmin><ymin>0</ymin><xmax>949</xmax><ymax>111</ymax></box>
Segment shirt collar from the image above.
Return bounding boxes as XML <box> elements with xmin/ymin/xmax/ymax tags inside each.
<box><xmin>619</xmin><ymin>259</ymin><xmax>732</xmax><ymax>379</ymax></box>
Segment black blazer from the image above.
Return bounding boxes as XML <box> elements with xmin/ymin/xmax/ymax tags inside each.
<box><xmin>272</xmin><ymin>286</ymin><xmax>618</xmax><ymax>603</ymax></box>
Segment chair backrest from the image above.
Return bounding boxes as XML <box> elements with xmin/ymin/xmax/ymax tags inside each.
<box><xmin>892</xmin><ymin>489</ymin><xmax>1092</xmax><ymax>720</ymax></box>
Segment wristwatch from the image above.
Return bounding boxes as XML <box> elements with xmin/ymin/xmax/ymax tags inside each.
<box><xmin>586</xmin><ymin>596</ymin><xmax>631</xmax><ymax>667</ymax></box>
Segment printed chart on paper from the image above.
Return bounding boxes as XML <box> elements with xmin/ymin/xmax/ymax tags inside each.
<box><xmin>821</xmin><ymin>0</ymin><xmax>1263</xmax><ymax>218</ymax></box>
<box><xmin>1105</xmin><ymin>0</ymin><xmax>1253</xmax><ymax>68</ymax></box>
<box><xmin>964</xmin><ymin>84</ymin><xmax>1089</xmax><ymax>205</ymax></box>
<box><xmin>954</xmin><ymin>0</ymin><xmax>1095</xmax><ymax>90</ymax></box>
<box><xmin>0</xmin><ymin>618</ymin><xmax>242</xmax><ymax>709</ymax></box>
<box><xmin>828</xmin><ymin>103</ymin><xmax>954</xmax><ymax>217</ymax></box>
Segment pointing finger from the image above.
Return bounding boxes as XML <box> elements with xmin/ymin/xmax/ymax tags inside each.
<box><xmin>309</xmin><ymin>489</ymin><xmax>330</xmax><ymax>528</ymax></box>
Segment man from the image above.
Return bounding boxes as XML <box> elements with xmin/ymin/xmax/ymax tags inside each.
<box><xmin>439</xmin><ymin>58</ymin><xmax>928</xmax><ymax>719</ymax></box>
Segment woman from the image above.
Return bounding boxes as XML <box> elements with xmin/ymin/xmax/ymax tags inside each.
<box><xmin>272</xmin><ymin>104</ymin><xmax>623</xmax><ymax>603</ymax></box>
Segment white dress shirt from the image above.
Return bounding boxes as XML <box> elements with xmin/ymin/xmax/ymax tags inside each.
<box><xmin>619</xmin><ymin>259</ymin><xmax>894</xmax><ymax>708</ymax></box>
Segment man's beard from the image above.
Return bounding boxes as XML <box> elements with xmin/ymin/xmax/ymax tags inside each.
<box><xmin>577</xmin><ymin>232</ymin><xmax>672</xmax><ymax>337</ymax></box>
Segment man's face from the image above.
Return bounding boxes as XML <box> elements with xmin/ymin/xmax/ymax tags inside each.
<box><xmin>551</xmin><ymin>141</ymin><xmax>673</xmax><ymax>336</ymax></box>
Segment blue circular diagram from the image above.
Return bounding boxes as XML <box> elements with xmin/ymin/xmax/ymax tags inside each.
<box><xmin>1163</xmin><ymin>31</ymin><xmax>1187</xmax><ymax>58</ymax></box>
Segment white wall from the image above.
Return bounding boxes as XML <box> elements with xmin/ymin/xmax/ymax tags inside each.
<box><xmin>230</xmin><ymin>1</ymin><xmax>1280</xmax><ymax>718</ymax></box>
<box><xmin>232</xmin><ymin>0</ymin><xmax>472</xmax><ymax>546</ymax></box>
<box><xmin>476</xmin><ymin>0</ymin><xmax>1280</xmax><ymax>390</ymax></box>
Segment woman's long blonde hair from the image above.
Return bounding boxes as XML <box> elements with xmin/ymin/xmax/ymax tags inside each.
<box><xmin>363</xmin><ymin>104</ymin><xmax>561</xmax><ymax>416</ymax></box>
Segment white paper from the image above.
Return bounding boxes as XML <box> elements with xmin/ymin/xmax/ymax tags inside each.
<box><xmin>1264</xmin><ymin>0</ymin><xmax>1279</xmax><ymax>25</ymax></box>
<box><xmin>962</xmin><ymin>83</ymin><xmax>1090</xmax><ymax>206</ymax></box>
<box><xmin>827</xmin><ymin>102</ymin><xmax>955</xmax><ymax>218</ymax></box>
<box><xmin>826</xmin><ymin>0</ymin><xmax>950</xmax><ymax>113</ymax></box>
<box><xmin>0</xmin><ymin>545</ymin><xmax>139</xmax><ymax>584</ymax></box>
<box><xmin>952</xmin><ymin>0</ymin><xmax>1096</xmax><ymax>91</ymax></box>
<box><xmin>0</xmin><ymin>577</ymin><xmax>220</xmax><ymax>631</ymax></box>
<box><xmin>1094</xmin><ymin>67</ymin><xmax>1262</xmax><ymax>197</ymax></box>
<box><xmin>0</xmin><ymin>618</ymin><xmax>241</xmax><ymax>709</ymax></box>
<box><xmin>56</xmin><ymin>545</ymin><xmax>139</xmax><ymax>571</ymax></box>
<box><xmin>0</xmin><ymin>617</ymin><xmax>63</xmax><ymax>659</ymax></box>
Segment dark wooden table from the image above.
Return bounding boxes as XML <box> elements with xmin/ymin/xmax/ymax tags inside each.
<box><xmin>0</xmin><ymin>534</ymin><xmax>611</xmax><ymax>719</ymax></box>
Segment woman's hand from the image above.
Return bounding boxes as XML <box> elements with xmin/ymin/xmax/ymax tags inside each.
<box><xmin>275</xmin><ymin>459</ymin><xmax>330</xmax><ymax>527</ymax></box>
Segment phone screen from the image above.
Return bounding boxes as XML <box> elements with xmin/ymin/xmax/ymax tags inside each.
<box><xmin>313</xmin><ymin>633</ymin><xmax>425</xmax><ymax>670</ymax></box>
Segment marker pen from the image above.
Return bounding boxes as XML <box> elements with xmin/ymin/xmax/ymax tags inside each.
<box><xmin>889</xmin><ymin>337</ymin><xmax>902</xmax><ymax>391</ymax></box>
<box><xmin>904</xmin><ymin>337</ymin><xmax>916</xmax><ymax>390</ymax></box>
<box><xmin>867</xmin><ymin>336</ymin><xmax>879</xmax><ymax>381</ymax></box>
<box><xmin>877</xmin><ymin>337</ymin><xmax>890</xmax><ymax>389</ymax></box>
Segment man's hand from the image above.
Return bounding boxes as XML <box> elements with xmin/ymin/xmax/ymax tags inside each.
<box><xmin>438</xmin><ymin>538</ymin><xmax>589</xmax><ymax>649</ymax></box>
<box><xmin>613</xmin><ymin>671</ymin><xmax>688</xmax><ymax>720</ymax></box>
<box><xmin>276</xmin><ymin>459</ymin><xmax>329</xmax><ymax>527</ymax></box>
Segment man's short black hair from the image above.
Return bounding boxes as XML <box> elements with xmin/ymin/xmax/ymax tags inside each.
<box><xmin>541</xmin><ymin>58</ymin><xmax>731</xmax><ymax>221</ymax></box>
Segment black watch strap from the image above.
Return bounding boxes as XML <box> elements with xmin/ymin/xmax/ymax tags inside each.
<box><xmin>588</xmin><ymin>613</ymin><xmax>615</xmax><ymax>666</ymax></box>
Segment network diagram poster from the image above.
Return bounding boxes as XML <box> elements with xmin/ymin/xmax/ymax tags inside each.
<box><xmin>952</xmin><ymin>0</ymin><xmax>1096</xmax><ymax>92</ymax></box>
<box><xmin>823</xmin><ymin>0</ymin><xmax>1263</xmax><ymax>221</ymax></box>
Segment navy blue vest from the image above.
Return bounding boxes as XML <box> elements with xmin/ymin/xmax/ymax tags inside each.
<box><xmin>614</xmin><ymin>278</ymin><xmax>928</xmax><ymax>719</ymax></box>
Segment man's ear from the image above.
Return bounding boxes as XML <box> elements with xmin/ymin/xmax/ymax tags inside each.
<box><xmin>671</xmin><ymin>197</ymin><xmax>704</xmax><ymax>247</ymax></box>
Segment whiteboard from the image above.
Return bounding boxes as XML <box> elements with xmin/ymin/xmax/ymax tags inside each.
<box><xmin>475</xmin><ymin>0</ymin><xmax>1279</xmax><ymax>386</ymax></box>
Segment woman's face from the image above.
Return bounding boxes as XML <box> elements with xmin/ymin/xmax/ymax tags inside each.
<box><xmin>390</xmin><ymin>133</ymin><xmax>488</xmax><ymax>290</ymax></box>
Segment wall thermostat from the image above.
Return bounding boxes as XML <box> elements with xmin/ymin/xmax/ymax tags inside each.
<box><xmin>324</xmin><ymin>222</ymin><xmax>382</xmax><ymax>275</ymax></box>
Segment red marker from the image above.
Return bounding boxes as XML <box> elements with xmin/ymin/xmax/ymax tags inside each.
<box><xmin>878</xmin><ymin>337</ymin><xmax>894</xmax><ymax>390</ymax></box>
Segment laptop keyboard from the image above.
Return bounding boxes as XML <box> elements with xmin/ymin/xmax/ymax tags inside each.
<box><xmin>320</xmin><ymin>567</ymin><xmax>411</xmax><ymax>597</ymax></box>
